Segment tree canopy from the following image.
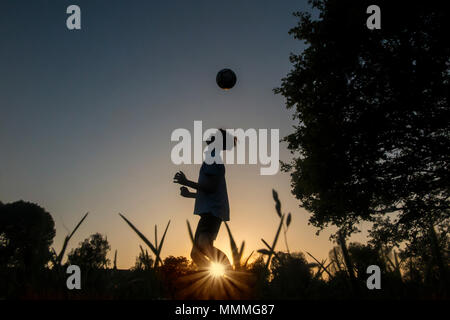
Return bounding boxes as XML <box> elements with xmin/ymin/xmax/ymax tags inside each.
<box><xmin>67</xmin><ymin>233</ymin><xmax>111</xmax><ymax>269</ymax></box>
<box><xmin>0</xmin><ymin>200</ymin><xmax>56</xmax><ymax>270</ymax></box>
<box><xmin>276</xmin><ymin>0</ymin><xmax>449</xmax><ymax>236</ymax></box>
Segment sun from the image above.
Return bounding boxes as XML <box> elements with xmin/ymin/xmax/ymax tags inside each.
<box><xmin>209</xmin><ymin>262</ymin><xmax>226</xmax><ymax>278</ymax></box>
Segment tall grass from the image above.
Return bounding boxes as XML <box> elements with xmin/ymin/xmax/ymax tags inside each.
<box><xmin>51</xmin><ymin>212</ymin><xmax>89</xmax><ymax>267</ymax></box>
<box><xmin>186</xmin><ymin>219</ymin><xmax>194</xmax><ymax>244</ymax></box>
<box><xmin>2</xmin><ymin>189</ymin><xmax>446</xmax><ymax>300</ymax></box>
<box><xmin>258</xmin><ymin>190</ymin><xmax>291</xmax><ymax>270</ymax></box>
<box><xmin>306</xmin><ymin>251</ymin><xmax>333</xmax><ymax>279</ymax></box>
<box><xmin>119</xmin><ymin>213</ymin><xmax>170</xmax><ymax>268</ymax></box>
<box><xmin>113</xmin><ymin>250</ymin><xmax>117</xmax><ymax>270</ymax></box>
<box><xmin>224</xmin><ymin>222</ymin><xmax>253</xmax><ymax>270</ymax></box>
<box><xmin>186</xmin><ymin>218</ymin><xmax>253</xmax><ymax>270</ymax></box>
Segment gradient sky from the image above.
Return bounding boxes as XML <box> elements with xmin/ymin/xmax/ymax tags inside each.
<box><xmin>0</xmin><ymin>0</ymin><xmax>369</xmax><ymax>269</ymax></box>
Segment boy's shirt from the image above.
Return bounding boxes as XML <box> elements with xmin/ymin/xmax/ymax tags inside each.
<box><xmin>193</xmin><ymin>162</ymin><xmax>230</xmax><ymax>221</ymax></box>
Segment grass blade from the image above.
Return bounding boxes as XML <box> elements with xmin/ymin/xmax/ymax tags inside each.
<box><xmin>238</xmin><ymin>241</ymin><xmax>245</xmax><ymax>260</ymax></box>
<box><xmin>57</xmin><ymin>212</ymin><xmax>89</xmax><ymax>265</ymax></box>
<box><xmin>154</xmin><ymin>220</ymin><xmax>171</xmax><ymax>267</ymax></box>
<box><xmin>243</xmin><ymin>251</ymin><xmax>254</xmax><ymax>267</ymax></box>
<box><xmin>224</xmin><ymin>222</ymin><xmax>239</xmax><ymax>266</ymax></box>
<box><xmin>155</xmin><ymin>225</ymin><xmax>158</xmax><ymax>252</ymax></box>
<box><xmin>265</xmin><ymin>214</ymin><xmax>284</xmax><ymax>269</ymax></box>
<box><xmin>119</xmin><ymin>213</ymin><xmax>158</xmax><ymax>255</ymax></box>
<box><xmin>187</xmin><ymin>220</ymin><xmax>194</xmax><ymax>244</ymax></box>
<box><xmin>307</xmin><ymin>251</ymin><xmax>333</xmax><ymax>279</ymax></box>
<box><xmin>261</xmin><ymin>238</ymin><xmax>272</xmax><ymax>251</ymax></box>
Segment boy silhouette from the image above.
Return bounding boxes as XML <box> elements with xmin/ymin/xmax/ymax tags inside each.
<box><xmin>173</xmin><ymin>129</ymin><xmax>235</xmax><ymax>270</ymax></box>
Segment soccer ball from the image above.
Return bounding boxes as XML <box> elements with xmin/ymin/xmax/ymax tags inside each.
<box><xmin>216</xmin><ymin>68</ymin><xmax>237</xmax><ymax>90</ymax></box>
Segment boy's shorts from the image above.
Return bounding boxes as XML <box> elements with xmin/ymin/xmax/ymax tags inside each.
<box><xmin>194</xmin><ymin>213</ymin><xmax>222</xmax><ymax>242</ymax></box>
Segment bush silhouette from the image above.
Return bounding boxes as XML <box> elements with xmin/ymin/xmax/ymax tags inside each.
<box><xmin>0</xmin><ymin>201</ymin><xmax>55</xmax><ymax>271</ymax></box>
<box><xmin>268</xmin><ymin>252</ymin><xmax>313</xmax><ymax>299</ymax></box>
<box><xmin>67</xmin><ymin>233</ymin><xmax>110</xmax><ymax>270</ymax></box>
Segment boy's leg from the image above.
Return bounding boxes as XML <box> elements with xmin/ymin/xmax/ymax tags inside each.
<box><xmin>190</xmin><ymin>242</ymin><xmax>210</xmax><ymax>268</ymax></box>
<box><xmin>206</xmin><ymin>216</ymin><xmax>232</xmax><ymax>267</ymax></box>
<box><xmin>191</xmin><ymin>217</ymin><xmax>214</xmax><ymax>268</ymax></box>
<box><xmin>191</xmin><ymin>214</ymin><xmax>232</xmax><ymax>268</ymax></box>
<box><xmin>192</xmin><ymin>233</ymin><xmax>231</xmax><ymax>268</ymax></box>
<box><xmin>191</xmin><ymin>234</ymin><xmax>232</xmax><ymax>269</ymax></box>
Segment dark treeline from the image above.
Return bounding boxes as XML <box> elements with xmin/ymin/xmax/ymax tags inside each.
<box><xmin>0</xmin><ymin>194</ymin><xmax>448</xmax><ymax>300</ymax></box>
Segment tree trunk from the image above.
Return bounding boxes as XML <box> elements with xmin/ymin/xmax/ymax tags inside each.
<box><xmin>428</xmin><ymin>224</ymin><xmax>448</xmax><ymax>296</ymax></box>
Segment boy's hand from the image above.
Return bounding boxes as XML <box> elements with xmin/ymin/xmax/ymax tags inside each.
<box><xmin>180</xmin><ymin>186</ymin><xmax>190</xmax><ymax>197</ymax></box>
<box><xmin>173</xmin><ymin>170</ymin><xmax>199</xmax><ymax>191</ymax></box>
<box><xmin>173</xmin><ymin>171</ymin><xmax>188</xmax><ymax>185</ymax></box>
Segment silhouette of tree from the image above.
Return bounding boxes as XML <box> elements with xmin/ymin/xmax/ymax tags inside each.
<box><xmin>67</xmin><ymin>233</ymin><xmax>110</xmax><ymax>269</ymax></box>
<box><xmin>161</xmin><ymin>256</ymin><xmax>191</xmax><ymax>276</ymax></box>
<box><xmin>371</xmin><ymin>221</ymin><xmax>449</xmax><ymax>286</ymax></box>
<box><xmin>160</xmin><ymin>256</ymin><xmax>193</xmax><ymax>298</ymax></box>
<box><xmin>276</xmin><ymin>0</ymin><xmax>449</xmax><ymax>239</ymax></box>
<box><xmin>0</xmin><ymin>201</ymin><xmax>55</xmax><ymax>271</ymax></box>
<box><xmin>348</xmin><ymin>243</ymin><xmax>386</xmax><ymax>278</ymax></box>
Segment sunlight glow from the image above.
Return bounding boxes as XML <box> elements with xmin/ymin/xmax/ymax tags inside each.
<box><xmin>209</xmin><ymin>262</ymin><xmax>225</xmax><ymax>278</ymax></box>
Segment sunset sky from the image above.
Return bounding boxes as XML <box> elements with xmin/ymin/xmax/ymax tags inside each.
<box><xmin>0</xmin><ymin>0</ymin><xmax>370</xmax><ymax>269</ymax></box>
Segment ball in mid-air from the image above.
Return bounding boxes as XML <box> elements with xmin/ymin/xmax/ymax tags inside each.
<box><xmin>216</xmin><ymin>68</ymin><xmax>237</xmax><ymax>90</ymax></box>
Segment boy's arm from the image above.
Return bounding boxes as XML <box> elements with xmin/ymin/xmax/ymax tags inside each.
<box><xmin>174</xmin><ymin>171</ymin><xmax>218</xmax><ymax>193</ymax></box>
<box><xmin>180</xmin><ymin>186</ymin><xmax>197</xmax><ymax>199</ymax></box>
<box><xmin>173</xmin><ymin>171</ymin><xmax>199</xmax><ymax>190</ymax></box>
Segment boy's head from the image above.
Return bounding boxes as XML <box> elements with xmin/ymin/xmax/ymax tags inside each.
<box><xmin>206</xmin><ymin>128</ymin><xmax>236</xmax><ymax>151</ymax></box>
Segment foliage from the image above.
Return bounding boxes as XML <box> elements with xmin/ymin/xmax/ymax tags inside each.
<box><xmin>160</xmin><ymin>256</ymin><xmax>194</xmax><ymax>298</ymax></box>
<box><xmin>0</xmin><ymin>201</ymin><xmax>55</xmax><ymax>271</ymax></box>
<box><xmin>329</xmin><ymin>243</ymin><xmax>387</xmax><ymax>278</ymax></box>
<box><xmin>1</xmin><ymin>191</ymin><xmax>447</xmax><ymax>299</ymax></box>
<box><xmin>275</xmin><ymin>0</ymin><xmax>449</xmax><ymax>237</ymax></box>
<box><xmin>67</xmin><ymin>233</ymin><xmax>111</xmax><ymax>270</ymax></box>
<box><xmin>268</xmin><ymin>252</ymin><xmax>314</xmax><ymax>299</ymax></box>
<box><xmin>133</xmin><ymin>246</ymin><xmax>154</xmax><ymax>271</ymax></box>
